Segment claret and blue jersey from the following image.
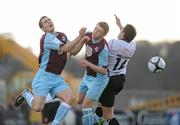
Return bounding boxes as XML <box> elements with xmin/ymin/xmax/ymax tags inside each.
<box><xmin>79</xmin><ymin>32</ymin><xmax>109</xmax><ymax>101</ymax></box>
<box><xmin>31</xmin><ymin>32</ymin><xmax>70</xmax><ymax>98</ymax></box>
<box><xmin>39</xmin><ymin>32</ymin><xmax>68</xmax><ymax>75</ymax></box>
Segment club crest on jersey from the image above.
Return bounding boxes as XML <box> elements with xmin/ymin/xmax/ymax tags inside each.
<box><xmin>61</xmin><ymin>36</ymin><xmax>66</xmax><ymax>42</ymax></box>
<box><xmin>86</xmin><ymin>45</ymin><xmax>93</xmax><ymax>57</ymax></box>
<box><xmin>94</xmin><ymin>47</ymin><xmax>99</xmax><ymax>52</ymax></box>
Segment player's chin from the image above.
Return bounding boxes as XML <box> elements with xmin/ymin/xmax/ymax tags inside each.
<box><xmin>92</xmin><ymin>34</ymin><xmax>98</xmax><ymax>39</ymax></box>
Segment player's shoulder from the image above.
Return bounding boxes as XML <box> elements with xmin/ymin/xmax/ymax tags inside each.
<box><xmin>128</xmin><ymin>40</ymin><xmax>136</xmax><ymax>49</ymax></box>
<box><xmin>41</xmin><ymin>33</ymin><xmax>46</xmax><ymax>38</ymax></box>
<box><xmin>108</xmin><ymin>39</ymin><xmax>136</xmax><ymax>50</ymax></box>
<box><xmin>118</xmin><ymin>39</ymin><xmax>136</xmax><ymax>48</ymax></box>
<box><xmin>107</xmin><ymin>39</ymin><xmax>121</xmax><ymax>47</ymax></box>
<box><xmin>40</xmin><ymin>33</ymin><xmax>46</xmax><ymax>41</ymax></box>
<box><xmin>56</xmin><ymin>32</ymin><xmax>67</xmax><ymax>37</ymax></box>
<box><xmin>43</xmin><ymin>33</ymin><xmax>55</xmax><ymax>42</ymax></box>
<box><xmin>108</xmin><ymin>39</ymin><xmax>121</xmax><ymax>44</ymax></box>
<box><xmin>56</xmin><ymin>32</ymin><xmax>68</xmax><ymax>42</ymax></box>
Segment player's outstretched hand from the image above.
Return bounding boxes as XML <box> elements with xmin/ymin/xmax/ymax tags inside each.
<box><xmin>81</xmin><ymin>36</ymin><xmax>90</xmax><ymax>44</ymax></box>
<box><xmin>114</xmin><ymin>14</ymin><xmax>121</xmax><ymax>27</ymax></box>
<box><xmin>114</xmin><ymin>14</ymin><xmax>124</xmax><ymax>31</ymax></box>
<box><xmin>79</xmin><ymin>27</ymin><xmax>87</xmax><ymax>37</ymax></box>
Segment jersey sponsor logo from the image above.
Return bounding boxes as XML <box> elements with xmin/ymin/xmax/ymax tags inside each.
<box><xmin>86</xmin><ymin>45</ymin><xmax>93</xmax><ymax>57</ymax></box>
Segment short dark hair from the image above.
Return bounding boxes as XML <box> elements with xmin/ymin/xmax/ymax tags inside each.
<box><xmin>97</xmin><ymin>22</ymin><xmax>109</xmax><ymax>36</ymax></box>
<box><xmin>123</xmin><ymin>24</ymin><xmax>136</xmax><ymax>42</ymax></box>
<box><xmin>39</xmin><ymin>16</ymin><xmax>47</xmax><ymax>28</ymax></box>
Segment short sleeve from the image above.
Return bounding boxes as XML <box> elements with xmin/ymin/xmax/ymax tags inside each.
<box><xmin>98</xmin><ymin>46</ymin><xmax>109</xmax><ymax>67</ymax></box>
<box><xmin>44</xmin><ymin>33</ymin><xmax>64</xmax><ymax>50</ymax></box>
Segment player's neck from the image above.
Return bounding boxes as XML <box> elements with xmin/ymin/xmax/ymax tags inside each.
<box><xmin>92</xmin><ymin>38</ymin><xmax>102</xmax><ymax>43</ymax></box>
<box><xmin>47</xmin><ymin>31</ymin><xmax>57</xmax><ymax>36</ymax></box>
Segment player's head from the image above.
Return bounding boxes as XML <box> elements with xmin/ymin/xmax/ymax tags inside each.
<box><xmin>39</xmin><ymin>16</ymin><xmax>55</xmax><ymax>33</ymax></box>
<box><xmin>92</xmin><ymin>22</ymin><xmax>109</xmax><ymax>40</ymax></box>
<box><xmin>118</xmin><ymin>24</ymin><xmax>136</xmax><ymax>43</ymax></box>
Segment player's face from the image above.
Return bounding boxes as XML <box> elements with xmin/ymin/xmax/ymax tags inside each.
<box><xmin>41</xmin><ymin>17</ymin><xmax>55</xmax><ymax>33</ymax></box>
<box><xmin>92</xmin><ymin>24</ymin><xmax>105</xmax><ymax>40</ymax></box>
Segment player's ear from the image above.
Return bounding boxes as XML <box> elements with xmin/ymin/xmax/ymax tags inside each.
<box><xmin>41</xmin><ymin>27</ymin><xmax>46</xmax><ymax>32</ymax></box>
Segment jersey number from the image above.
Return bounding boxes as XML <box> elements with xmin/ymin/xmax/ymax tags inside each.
<box><xmin>113</xmin><ymin>58</ymin><xmax>127</xmax><ymax>70</ymax></box>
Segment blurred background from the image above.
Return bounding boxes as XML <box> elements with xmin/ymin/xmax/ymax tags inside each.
<box><xmin>0</xmin><ymin>0</ymin><xmax>180</xmax><ymax>125</ymax></box>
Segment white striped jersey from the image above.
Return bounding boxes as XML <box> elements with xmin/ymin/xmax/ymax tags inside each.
<box><xmin>108</xmin><ymin>39</ymin><xmax>136</xmax><ymax>76</ymax></box>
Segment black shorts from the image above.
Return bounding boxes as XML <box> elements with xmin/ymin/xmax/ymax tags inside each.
<box><xmin>99</xmin><ymin>74</ymin><xmax>125</xmax><ymax>107</ymax></box>
<box><xmin>42</xmin><ymin>101</ymin><xmax>60</xmax><ymax>124</ymax></box>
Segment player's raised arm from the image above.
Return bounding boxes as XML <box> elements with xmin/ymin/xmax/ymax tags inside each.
<box><xmin>60</xmin><ymin>27</ymin><xmax>86</xmax><ymax>52</ymax></box>
<box><xmin>70</xmin><ymin>36</ymin><xmax>90</xmax><ymax>56</ymax></box>
<box><xmin>114</xmin><ymin>14</ymin><xmax>123</xmax><ymax>31</ymax></box>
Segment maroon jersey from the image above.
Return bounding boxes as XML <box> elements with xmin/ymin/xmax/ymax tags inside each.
<box><xmin>39</xmin><ymin>32</ymin><xmax>68</xmax><ymax>75</ymax></box>
<box><xmin>85</xmin><ymin>32</ymin><xmax>107</xmax><ymax>77</ymax></box>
